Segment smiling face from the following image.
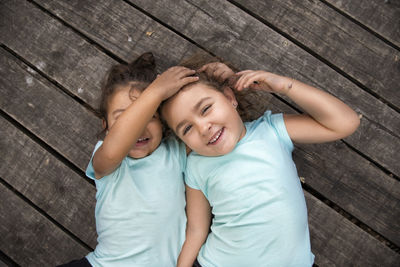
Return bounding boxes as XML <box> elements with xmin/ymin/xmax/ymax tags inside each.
<box><xmin>106</xmin><ymin>83</ymin><xmax>163</xmax><ymax>159</ymax></box>
<box><xmin>162</xmin><ymin>83</ymin><xmax>246</xmax><ymax>156</ymax></box>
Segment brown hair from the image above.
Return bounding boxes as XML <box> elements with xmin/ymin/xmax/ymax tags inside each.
<box><xmin>161</xmin><ymin>51</ymin><xmax>256</xmax><ymax>121</ymax></box>
<box><xmin>98</xmin><ymin>52</ymin><xmax>157</xmax><ymax>132</ymax></box>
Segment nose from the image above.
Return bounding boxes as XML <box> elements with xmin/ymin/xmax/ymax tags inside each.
<box><xmin>198</xmin><ymin>119</ymin><xmax>212</xmax><ymax>136</ymax></box>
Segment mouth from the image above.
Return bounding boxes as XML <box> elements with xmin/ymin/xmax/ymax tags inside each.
<box><xmin>208</xmin><ymin>128</ymin><xmax>224</xmax><ymax>145</ymax></box>
<box><xmin>135</xmin><ymin>137</ymin><xmax>150</xmax><ymax>147</ymax></box>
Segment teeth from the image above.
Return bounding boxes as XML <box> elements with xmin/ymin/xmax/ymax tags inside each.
<box><xmin>137</xmin><ymin>138</ymin><xmax>148</xmax><ymax>142</ymax></box>
<box><xmin>209</xmin><ymin>129</ymin><xmax>222</xmax><ymax>144</ymax></box>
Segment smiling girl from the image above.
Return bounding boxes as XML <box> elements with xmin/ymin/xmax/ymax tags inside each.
<box><xmin>59</xmin><ymin>53</ymin><xmax>198</xmax><ymax>267</ymax></box>
<box><xmin>161</xmin><ymin>61</ymin><xmax>360</xmax><ymax>267</ymax></box>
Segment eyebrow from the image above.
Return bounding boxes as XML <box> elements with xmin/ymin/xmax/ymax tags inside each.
<box><xmin>175</xmin><ymin>97</ymin><xmax>212</xmax><ymax>134</ymax></box>
<box><xmin>112</xmin><ymin>109</ymin><xmax>125</xmax><ymax>117</ymax></box>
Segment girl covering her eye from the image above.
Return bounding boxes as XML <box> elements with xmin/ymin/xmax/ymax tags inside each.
<box><xmin>58</xmin><ymin>53</ymin><xmax>198</xmax><ymax>267</ymax></box>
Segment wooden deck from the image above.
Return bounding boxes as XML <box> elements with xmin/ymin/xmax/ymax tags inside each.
<box><xmin>0</xmin><ymin>0</ymin><xmax>399</xmax><ymax>266</ymax></box>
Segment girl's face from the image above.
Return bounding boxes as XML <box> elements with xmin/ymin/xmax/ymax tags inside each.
<box><xmin>106</xmin><ymin>84</ymin><xmax>163</xmax><ymax>159</ymax></box>
<box><xmin>162</xmin><ymin>83</ymin><xmax>246</xmax><ymax>156</ymax></box>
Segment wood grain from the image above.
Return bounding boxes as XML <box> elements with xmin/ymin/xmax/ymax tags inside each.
<box><xmin>0</xmin><ymin>183</ymin><xmax>90</xmax><ymax>266</ymax></box>
<box><xmin>5</xmin><ymin>0</ymin><xmax>399</xmax><ymax>246</ymax></box>
<box><xmin>0</xmin><ymin>0</ymin><xmax>114</xmax><ymax>108</ymax></box>
<box><xmin>232</xmin><ymin>0</ymin><xmax>400</xmax><ymax>109</ymax></box>
<box><xmin>0</xmin><ymin>47</ymin><xmax>101</xmax><ymax>171</ymax></box>
<box><xmin>0</xmin><ymin>116</ymin><xmax>97</xmax><ymax>247</ymax></box>
<box><xmin>34</xmin><ymin>0</ymin><xmax>200</xmax><ymax>72</ymax></box>
<box><xmin>305</xmin><ymin>191</ymin><xmax>400</xmax><ymax>266</ymax></box>
<box><xmin>325</xmin><ymin>0</ymin><xmax>400</xmax><ymax>47</ymax></box>
<box><xmin>128</xmin><ymin>0</ymin><xmax>400</xmax><ymax>245</ymax></box>
<box><xmin>128</xmin><ymin>0</ymin><xmax>400</xmax><ymax>178</ymax></box>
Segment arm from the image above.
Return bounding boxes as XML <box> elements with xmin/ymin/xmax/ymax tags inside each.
<box><xmin>93</xmin><ymin>67</ymin><xmax>198</xmax><ymax>178</ymax></box>
<box><xmin>234</xmin><ymin>70</ymin><xmax>360</xmax><ymax>143</ymax></box>
<box><xmin>178</xmin><ymin>186</ymin><xmax>211</xmax><ymax>267</ymax></box>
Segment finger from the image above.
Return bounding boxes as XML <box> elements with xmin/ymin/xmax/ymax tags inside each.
<box><xmin>234</xmin><ymin>74</ymin><xmax>248</xmax><ymax>91</ymax></box>
<box><xmin>236</xmin><ymin>72</ymin><xmax>258</xmax><ymax>91</ymax></box>
<box><xmin>181</xmin><ymin>76</ymin><xmax>199</xmax><ymax>85</ymax></box>
<box><xmin>177</xmin><ymin>68</ymin><xmax>196</xmax><ymax>77</ymax></box>
<box><xmin>198</xmin><ymin>62</ymin><xmax>217</xmax><ymax>73</ymax></box>
<box><xmin>236</xmin><ymin>70</ymin><xmax>253</xmax><ymax>75</ymax></box>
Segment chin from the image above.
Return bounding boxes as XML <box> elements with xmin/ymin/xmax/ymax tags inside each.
<box><xmin>128</xmin><ymin>150</ymin><xmax>150</xmax><ymax>159</ymax></box>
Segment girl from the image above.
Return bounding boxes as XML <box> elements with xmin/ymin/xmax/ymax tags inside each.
<box><xmin>60</xmin><ymin>52</ymin><xmax>198</xmax><ymax>267</ymax></box>
<box><xmin>161</xmin><ymin>61</ymin><xmax>360</xmax><ymax>267</ymax></box>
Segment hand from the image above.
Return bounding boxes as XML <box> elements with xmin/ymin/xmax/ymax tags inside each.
<box><xmin>148</xmin><ymin>66</ymin><xmax>199</xmax><ymax>100</ymax></box>
<box><xmin>198</xmin><ymin>62</ymin><xmax>235</xmax><ymax>83</ymax></box>
<box><xmin>234</xmin><ymin>70</ymin><xmax>292</xmax><ymax>94</ymax></box>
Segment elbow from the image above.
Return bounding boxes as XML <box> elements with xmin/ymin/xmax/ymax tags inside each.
<box><xmin>339</xmin><ymin>112</ymin><xmax>361</xmax><ymax>139</ymax></box>
<box><xmin>92</xmin><ymin>148</ymin><xmax>120</xmax><ymax>179</ymax></box>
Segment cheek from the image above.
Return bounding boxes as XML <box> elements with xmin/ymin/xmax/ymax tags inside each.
<box><xmin>148</xmin><ymin>120</ymin><xmax>163</xmax><ymax>137</ymax></box>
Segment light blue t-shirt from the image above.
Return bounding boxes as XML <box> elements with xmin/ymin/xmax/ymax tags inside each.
<box><xmin>85</xmin><ymin>137</ymin><xmax>187</xmax><ymax>267</ymax></box>
<box><xmin>185</xmin><ymin>111</ymin><xmax>314</xmax><ymax>267</ymax></box>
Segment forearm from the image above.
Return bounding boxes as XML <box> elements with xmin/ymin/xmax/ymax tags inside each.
<box><xmin>285</xmin><ymin>78</ymin><xmax>360</xmax><ymax>137</ymax></box>
<box><xmin>177</xmin><ymin>227</ymin><xmax>209</xmax><ymax>267</ymax></box>
<box><xmin>179</xmin><ymin>186</ymin><xmax>211</xmax><ymax>267</ymax></box>
<box><xmin>93</xmin><ymin>87</ymin><xmax>163</xmax><ymax>177</ymax></box>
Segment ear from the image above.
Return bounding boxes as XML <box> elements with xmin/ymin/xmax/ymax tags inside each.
<box><xmin>222</xmin><ymin>86</ymin><xmax>238</xmax><ymax>107</ymax></box>
<box><xmin>102</xmin><ymin>119</ymin><xmax>108</xmax><ymax>135</ymax></box>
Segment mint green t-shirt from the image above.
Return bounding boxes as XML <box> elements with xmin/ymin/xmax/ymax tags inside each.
<box><xmin>185</xmin><ymin>111</ymin><xmax>314</xmax><ymax>267</ymax></box>
<box><xmin>85</xmin><ymin>137</ymin><xmax>187</xmax><ymax>267</ymax></box>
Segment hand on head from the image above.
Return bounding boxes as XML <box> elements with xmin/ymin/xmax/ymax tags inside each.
<box><xmin>234</xmin><ymin>70</ymin><xmax>291</xmax><ymax>94</ymax></box>
<box><xmin>148</xmin><ymin>66</ymin><xmax>199</xmax><ymax>100</ymax></box>
<box><xmin>198</xmin><ymin>62</ymin><xmax>235</xmax><ymax>84</ymax></box>
<box><xmin>197</xmin><ymin>63</ymin><xmax>291</xmax><ymax>95</ymax></box>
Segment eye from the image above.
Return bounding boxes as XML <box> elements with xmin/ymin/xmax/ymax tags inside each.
<box><xmin>183</xmin><ymin>125</ymin><xmax>192</xmax><ymax>136</ymax></box>
<box><xmin>201</xmin><ymin>104</ymin><xmax>212</xmax><ymax>115</ymax></box>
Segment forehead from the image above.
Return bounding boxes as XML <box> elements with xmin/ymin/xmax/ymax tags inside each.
<box><xmin>108</xmin><ymin>84</ymin><xmax>142</xmax><ymax>110</ymax></box>
<box><xmin>162</xmin><ymin>83</ymin><xmax>222</xmax><ymax>121</ymax></box>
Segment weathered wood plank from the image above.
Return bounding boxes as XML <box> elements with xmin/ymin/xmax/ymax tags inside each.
<box><xmin>325</xmin><ymin>0</ymin><xmax>400</xmax><ymax>47</ymax></box>
<box><xmin>22</xmin><ymin>0</ymin><xmax>400</xmax><ymax>178</ymax></box>
<box><xmin>0</xmin><ymin>47</ymin><xmax>100</xmax><ymax>171</ymax></box>
<box><xmin>128</xmin><ymin>0</ymin><xmax>400</xmax><ymax>177</ymax></box>
<box><xmin>0</xmin><ymin>0</ymin><xmax>114</xmax><ymax>108</ymax></box>
<box><xmin>33</xmin><ymin>0</ymin><xmax>200</xmax><ymax>71</ymax></box>
<box><xmin>305</xmin><ymin>191</ymin><xmax>400</xmax><ymax>266</ymax></box>
<box><xmin>0</xmin><ymin>258</ymin><xmax>10</xmax><ymax>267</ymax></box>
<box><xmin>127</xmin><ymin>0</ymin><xmax>400</xmax><ymax>245</ymax></box>
<box><xmin>31</xmin><ymin>0</ymin><xmax>400</xmax><ymax>184</ymax></box>
<box><xmin>0</xmin><ymin>182</ymin><xmax>90</xmax><ymax>266</ymax></box>
<box><xmin>8</xmin><ymin>0</ymin><xmax>400</xmax><ymax>247</ymax></box>
<box><xmin>232</xmin><ymin>0</ymin><xmax>400</xmax><ymax>110</ymax></box>
<box><xmin>0</xmin><ymin>0</ymin><xmax>198</xmax><ymax>109</ymax></box>
<box><xmin>0</xmin><ymin>116</ymin><xmax>97</xmax><ymax>247</ymax></box>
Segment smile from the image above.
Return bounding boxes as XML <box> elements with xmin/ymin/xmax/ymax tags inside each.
<box><xmin>135</xmin><ymin>137</ymin><xmax>150</xmax><ymax>146</ymax></box>
<box><xmin>208</xmin><ymin>128</ymin><xmax>224</xmax><ymax>145</ymax></box>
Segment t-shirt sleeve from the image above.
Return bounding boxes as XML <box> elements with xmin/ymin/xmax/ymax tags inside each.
<box><xmin>85</xmin><ymin>141</ymin><xmax>103</xmax><ymax>180</ymax></box>
<box><xmin>184</xmin><ymin>157</ymin><xmax>201</xmax><ymax>190</ymax></box>
<box><xmin>177</xmin><ymin>139</ymin><xmax>187</xmax><ymax>172</ymax></box>
<box><xmin>263</xmin><ymin>110</ymin><xmax>294</xmax><ymax>153</ymax></box>
<box><xmin>165</xmin><ymin>136</ymin><xmax>187</xmax><ymax>172</ymax></box>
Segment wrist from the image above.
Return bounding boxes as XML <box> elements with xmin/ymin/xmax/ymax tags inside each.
<box><xmin>143</xmin><ymin>84</ymin><xmax>165</xmax><ymax>102</ymax></box>
<box><xmin>281</xmin><ymin>77</ymin><xmax>294</xmax><ymax>96</ymax></box>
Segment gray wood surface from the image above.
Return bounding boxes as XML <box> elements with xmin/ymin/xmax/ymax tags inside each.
<box><xmin>0</xmin><ymin>46</ymin><xmax>100</xmax><ymax>171</ymax></box>
<box><xmin>0</xmin><ymin>113</ymin><xmax>97</xmax><ymax>247</ymax></box>
<box><xmin>0</xmin><ymin>259</ymin><xmax>9</xmax><ymax>267</ymax></box>
<box><xmin>325</xmin><ymin>0</ymin><xmax>400</xmax><ymax>47</ymax></box>
<box><xmin>0</xmin><ymin>182</ymin><xmax>90</xmax><ymax>266</ymax></box>
<box><xmin>129</xmin><ymin>0</ymin><xmax>400</xmax><ymax>178</ymax></box>
<box><xmin>233</xmin><ymin>0</ymin><xmax>400</xmax><ymax>110</ymax></box>
<box><xmin>127</xmin><ymin>0</ymin><xmax>400</xmax><ymax>246</ymax></box>
<box><xmin>305</xmin><ymin>191</ymin><xmax>400</xmax><ymax>266</ymax></box>
<box><xmin>0</xmin><ymin>0</ymin><xmax>398</xmax><ymax>265</ymax></box>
